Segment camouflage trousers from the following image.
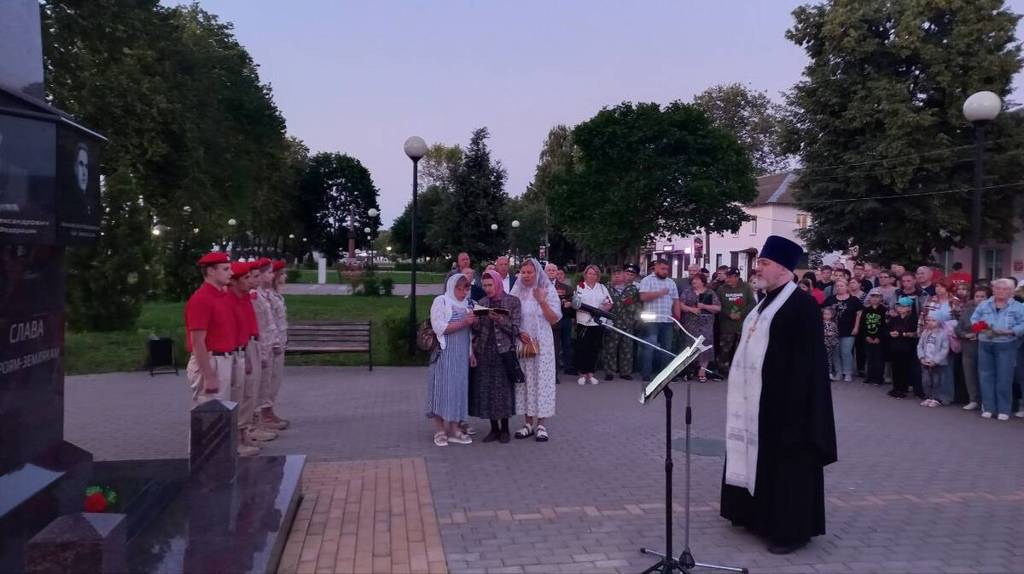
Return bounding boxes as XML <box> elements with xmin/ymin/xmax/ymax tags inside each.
<box><xmin>602</xmin><ymin>323</ymin><xmax>635</xmax><ymax>376</ymax></box>
<box><xmin>718</xmin><ymin>331</ymin><xmax>742</xmax><ymax>375</ymax></box>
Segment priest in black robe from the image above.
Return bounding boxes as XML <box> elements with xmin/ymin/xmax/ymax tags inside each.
<box><xmin>720</xmin><ymin>235</ymin><xmax>837</xmax><ymax>555</ymax></box>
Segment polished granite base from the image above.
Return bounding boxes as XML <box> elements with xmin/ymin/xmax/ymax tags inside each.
<box><xmin>127</xmin><ymin>455</ymin><xmax>305</xmax><ymax>574</ymax></box>
<box><xmin>0</xmin><ymin>441</ymin><xmax>93</xmax><ymax>573</ymax></box>
<box><xmin>90</xmin><ymin>459</ymin><xmax>189</xmax><ymax>541</ymax></box>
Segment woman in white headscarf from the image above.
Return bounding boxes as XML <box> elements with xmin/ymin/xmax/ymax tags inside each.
<box><xmin>426</xmin><ymin>274</ymin><xmax>477</xmax><ymax>446</ymax></box>
<box><xmin>509</xmin><ymin>258</ymin><xmax>562</xmax><ymax>441</ymax></box>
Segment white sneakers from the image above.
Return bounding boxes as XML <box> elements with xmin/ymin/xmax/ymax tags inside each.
<box><xmin>843</xmin><ymin>374</ymin><xmax>852</xmax><ymax>382</ymax></box>
<box><xmin>997</xmin><ymin>414</ymin><xmax>1010</xmax><ymax>421</ymax></box>
<box><xmin>1015</xmin><ymin>410</ymin><xmax>1024</xmax><ymax>418</ymax></box>
<box><xmin>981</xmin><ymin>411</ymin><xmax>993</xmax><ymax>419</ymax></box>
<box><xmin>962</xmin><ymin>402</ymin><xmax>979</xmax><ymax>411</ymax></box>
<box><xmin>578</xmin><ymin>376</ymin><xmax>587</xmax><ymax>386</ymax></box>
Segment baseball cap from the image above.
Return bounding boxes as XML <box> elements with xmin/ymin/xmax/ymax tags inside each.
<box><xmin>725</xmin><ymin>267</ymin><xmax>741</xmax><ymax>276</ymax></box>
<box><xmin>896</xmin><ymin>296</ymin><xmax>914</xmax><ymax>307</ymax></box>
<box><xmin>868</xmin><ymin>288</ymin><xmax>882</xmax><ymax>297</ymax></box>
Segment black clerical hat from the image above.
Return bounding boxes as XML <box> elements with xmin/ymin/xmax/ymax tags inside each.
<box><xmin>759</xmin><ymin>235</ymin><xmax>803</xmax><ymax>271</ymax></box>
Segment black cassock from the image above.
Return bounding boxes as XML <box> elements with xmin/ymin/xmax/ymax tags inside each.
<box><xmin>720</xmin><ymin>284</ymin><xmax>838</xmax><ymax>544</ymax></box>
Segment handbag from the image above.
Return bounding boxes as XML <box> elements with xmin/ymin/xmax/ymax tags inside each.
<box><xmin>517</xmin><ymin>335</ymin><xmax>540</xmax><ymax>358</ymax></box>
<box><xmin>416</xmin><ymin>319</ymin><xmax>438</xmax><ymax>353</ymax></box>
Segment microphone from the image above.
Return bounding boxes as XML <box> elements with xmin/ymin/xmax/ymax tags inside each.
<box><xmin>572</xmin><ymin>298</ymin><xmax>617</xmax><ymax>322</ymax></box>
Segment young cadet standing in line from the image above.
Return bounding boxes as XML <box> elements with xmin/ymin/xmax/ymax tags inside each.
<box><xmin>259</xmin><ymin>259</ymin><xmax>290</xmax><ymax>429</ymax></box>
<box><xmin>253</xmin><ymin>258</ymin><xmax>285</xmax><ymax>431</ymax></box>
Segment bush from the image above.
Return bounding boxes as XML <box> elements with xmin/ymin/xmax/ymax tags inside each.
<box><xmin>382</xmin><ymin>315</ymin><xmax>429</xmax><ymax>365</ymax></box>
<box><xmin>380</xmin><ymin>278</ymin><xmax>394</xmax><ymax>296</ymax></box>
<box><xmin>286</xmin><ymin>268</ymin><xmax>302</xmax><ymax>283</ymax></box>
<box><xmin>360</xmin><ymin>276</ymin><xmax>379</xmax><ymax>296</ymax></box>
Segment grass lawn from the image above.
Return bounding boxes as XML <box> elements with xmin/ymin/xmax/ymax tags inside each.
<box><xmin>292</xmin><ymin>269</ymin><xmax>448</xmax><ymax>285</ymax></box>
<box><xmin>65</xmin><ymin>295</ymin><xmax>435</xmax><ymax>375</ymax></box>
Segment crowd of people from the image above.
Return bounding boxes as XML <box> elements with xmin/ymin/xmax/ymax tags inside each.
<box><xmin>184</xmin><ymin>253</ymin><xmax>292</xmax><ymax>456</ymax></box>
<box><xmin>805</xmin><ymin>262</ymin><xmax>1024</xmax><ymax>421</ymax></box>
<box><xmin>425</xmin><ymin>251</ymin><xmax>1024</xmax><ymax>445</ymax></box>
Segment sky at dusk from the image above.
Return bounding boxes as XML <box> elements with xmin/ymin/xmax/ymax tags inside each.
<box><xmin>164</xmin><ymin>1</ymin><xmax>1024</xmax><ymax>226</ymax></box>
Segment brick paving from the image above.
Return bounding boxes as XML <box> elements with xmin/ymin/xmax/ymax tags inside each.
<box><xmin>66</xmin><ymin>367</ymin><xmax>1024</xmax><ymax>573</ymax></box>
<box><xmin>278</xmin><ymin>458</ymin><xmax>447</xmax><ymax>574</ymax></box>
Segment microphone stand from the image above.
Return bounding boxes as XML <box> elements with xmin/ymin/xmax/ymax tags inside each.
<box><xmin>602</xmin><ymin>315</ymin><xmax>746</xmax><ymax>574</ymax></box>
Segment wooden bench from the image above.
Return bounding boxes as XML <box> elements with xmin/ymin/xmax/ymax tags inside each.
<box><xmin>286</xmin><ymin>321</ymin><xmax>372</xmax><ymax>370</ymax></box>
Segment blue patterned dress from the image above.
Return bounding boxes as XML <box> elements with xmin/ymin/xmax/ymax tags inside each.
<box><xmin>426</xmin><ymin>308</ymin><xmax>470</xmax><ymax>421</ymax></box>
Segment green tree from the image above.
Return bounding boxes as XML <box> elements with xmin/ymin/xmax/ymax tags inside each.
<box><xmin>419</xmin><ymin>144</ymin><xmax>463</xmax><ymax>191</ymax></box>
<box><xmin>548</xmin><ymin>102</ymin><xmax>757</xmax><ymax>262</ymax></box>
<box><xmin>524</xmin><ymin>125</ymin><xmax>580</xmax><ymax>264</ymax></box>
<box><xmin>66</xmin><ymin>167</ymin><xmax>155</xmax><ymax>331</ymax></box>
<box><xmin>693</xmin><ymin>83</ymin><xmax>790</xmax><ymax>176</ymax></box>
<box><xmin>296</xmin><ymin>152</ymin><xmax>381</xmax><ymax>259</ymax></box>
<box><xmin>389</xmin><ymin>185</ymin><xmax>449</xmax><ymax>259</ymax></box>
<box><xmin>786</xmin><ymin>0</ymin><xmax>1024</xmax><ymax>264</ymax></box>
<box><xmin>440</xmin><ymin>128</ymin><xmax>509</xmax><ymax>262</ymax></box>
<box><xmin>44</xmin><ymin>0</ymin><xmax>300</xmax><ymax>304</ymax></box>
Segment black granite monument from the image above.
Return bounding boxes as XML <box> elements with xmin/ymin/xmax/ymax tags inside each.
<box><xmin>1</xmin><ymin>4</ymin><xmax>304</xmax><ymax>572</ymax></box>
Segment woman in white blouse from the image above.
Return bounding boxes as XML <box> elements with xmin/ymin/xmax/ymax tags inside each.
<box><xmin>573</xmin><ymin>264</ymin><xmax>612</xmax><ymax>385</ymax></box>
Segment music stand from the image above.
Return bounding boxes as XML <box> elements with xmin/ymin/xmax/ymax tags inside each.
<box><xmin>638</xmin><ymin>323</ymin><xmax>748</xmax><ymax>574</ymax></box>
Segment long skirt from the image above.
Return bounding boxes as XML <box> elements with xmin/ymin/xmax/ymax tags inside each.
<box><xmin>469</xmin><ymin>351</ymin><xmax>515</xmax><ymax>419</ymax></box>
<box><xmin>573</xmin><ymin>324</ymin><xmax>604</xmax><ymax>373</ymax></box>
<box><xmin>425</xmin><ymin>313</ymin><xmax>470</xmax><ymax>422</ymax></box>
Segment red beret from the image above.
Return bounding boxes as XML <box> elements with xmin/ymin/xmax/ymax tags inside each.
<box><xmin>197</xmin><ymin>252</ymin><xmax>229</xmax><ymax>266</ymax></box>
<box><xmin>272</xmin><ymin>259</ymin><xmax>286</xmax><ymax>271</ymax></box>
<box><xmin>230</xmin><ymin>261</ymin><xmax>251</xmax><ymax>279</ymax></box>
<box><xmin>253</xmin><ymin>257</ymin><xmax>273</xmax><ymax>270</ymax></box>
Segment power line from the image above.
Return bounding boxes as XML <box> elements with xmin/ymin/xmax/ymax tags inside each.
<box><xmin>798</xmin><ymin>180</ymin><xmax>1024</xmax><ymax>205</ymax></box>
<box><xmin>793</xmin><ymin>136</ymin><xmax>1022</xmax><ymax>173</ymax></box>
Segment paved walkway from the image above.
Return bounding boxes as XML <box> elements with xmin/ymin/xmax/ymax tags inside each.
<box><xmin>282</xmin><ymin>284</ymin><xmax>443</xmax><ymax>296</ymax></box>
<box><xmin>65</xmin><ymin>368</ymin><xmax>1024</xmax><ymax>573</ymax></box>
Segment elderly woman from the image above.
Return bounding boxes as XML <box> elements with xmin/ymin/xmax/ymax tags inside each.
<box><xmin>678</xmin><ymin>273</ymin><xmax>721</xmax><ymax>382</ymax></box>
<box><xmin>970</xmin><ymin>278</ymin><xmax>1024</xmax><ymax>420</ymax></box>
<box><xmin>469</xmin><ymin>270</ymin><xmax>522</xmax><ymax>443</ymax></box>
<box><xmin>510</xmin><ymin>258</ymin><xmax>562</xmax><ymax>442</ymax></box>
<box><xmin>573</xmin><ymin>264</ymin><xmax>612</xmax><ymax>385</ymax></box>
<box><xmin>426</xmin><ymin>274</ymin><xmax>477</xmax><ymax>446</ymax></box>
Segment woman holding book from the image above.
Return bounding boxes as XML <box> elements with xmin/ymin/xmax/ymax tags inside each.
<box><xmin>425</xmin><ymin>274</ymin><xmax>477</xmax><ymax>446</ymax></box>
<box><xmin>469</xmin><ymin>270</ymin><xmax>522</xmax><ymax>443</ymax></box>
<box><xmin>510</xmin><ymin>258</ymin><xmax>562</xmax><ymax>442</ymax></box>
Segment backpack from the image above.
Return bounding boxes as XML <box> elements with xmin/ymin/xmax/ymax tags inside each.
<box><xmin>416</xmin><ymin>320</ymin><xmax>438</xmax><ymax>353</ymax></box>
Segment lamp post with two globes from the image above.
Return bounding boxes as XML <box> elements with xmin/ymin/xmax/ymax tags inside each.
<box><xmin>404</xmin><ymin>136</ymin><xmax>428</xmax><ymax>354</ymax></box>
<box><xmin>962</xmin><ymin>90</ymin><xmax>1002</xmax><ymax>283</ymax></box>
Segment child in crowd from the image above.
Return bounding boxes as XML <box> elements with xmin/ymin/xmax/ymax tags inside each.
<box><xmin>917</xmin><ymin>316</ymin><xmax>950</xmax><ymax>407</ymax></box>
<box><xmin>860</xmin><ymin>288</ymin><xmax>888</xmax><ymax>385</ymax></box>
<box><xmin>887</xmin><ymin>297</ymin><xmax>920</xmax><ymax>399</ymax></box>
<box><xmin>822</xmin><ymin>306</ymin><xmax>840</xmax><ymax>381</ymax></box>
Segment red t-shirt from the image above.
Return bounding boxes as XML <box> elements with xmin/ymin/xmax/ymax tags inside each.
<box><xmin>228</xmin><ymin>289</ymin><xmax>255</xmax><ymax>348</ymax></box>
<box><xmin>184</xmin><ymin>282</ymin><xmax>238</xmax><ymax>353</ymax></box>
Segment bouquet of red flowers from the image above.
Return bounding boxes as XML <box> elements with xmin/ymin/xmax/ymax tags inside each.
<box><xmin>970</xmin><ymin>320</ymin><xmax>990</xmax><ymax>334</ymax></box>
<box><xmin>84</xmin><ymin>486</ymin><xmax>118</xmax><ymax>513</ymax></box>
<box><xmin>729</xmin><ymin>297</ymin><xmax>746</xmax><ymax>314</ymax></box>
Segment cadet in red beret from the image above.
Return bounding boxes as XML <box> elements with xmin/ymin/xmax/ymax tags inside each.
<box><xmin>184</xmin><ymin>252</ymin><xmax>236</xmax><ymax>409</ymax></box>
<box><xmin>228</xmin><ymin>262</ymin><xmax>277</xmax><ymax>456</ymax></box>
<box><xmin>258</xmin><ymin>258</ymin><xmax>291</xmax><ymax>429</ymax></box>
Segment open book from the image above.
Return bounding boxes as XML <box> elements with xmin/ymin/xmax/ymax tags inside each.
<box><xmin>473</xmin><ymin>306</ymin><xmax>510</xmax><ymax>317</ymax></box>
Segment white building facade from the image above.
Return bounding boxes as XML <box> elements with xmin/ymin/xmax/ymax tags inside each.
<box><xmin>642</xmin><ymin>172</ymin><xmax>810</xmax><ymax>279</ymax></box>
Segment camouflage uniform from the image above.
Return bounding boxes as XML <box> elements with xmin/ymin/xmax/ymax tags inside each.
<box><xmin>602</xmin><ymin>282</ymin><xmax>641</xmax><ymax>377</ymax></box>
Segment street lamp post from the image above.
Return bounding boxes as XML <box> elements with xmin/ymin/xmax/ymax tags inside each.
<box><xmin>366</xmin><ymin>208</ymin><xmax>379</xmax><ymax>271</ymax></box>
<box><xmin>511</xmin><ymin>219</ymin><xmax>520</xmax><ymax>264</ymax></box>
<box><xmin>405</xmin><ymin>136</ymin><xmax>428</xmax><ymax>354</ymax></box>
<box><xmin>963</xmin><ymin>91</ymin><xmax>1001</xmax><ymax>283</ymax></box>
<box><xmin>364</xmin><ymin>226</ymin><xmax>372</xmax><ymax>270</ymax></box>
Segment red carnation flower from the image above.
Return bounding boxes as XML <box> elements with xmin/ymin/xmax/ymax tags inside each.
<box><xmin>971</xmin><ymin>321</ymin><xmax>990</xmax><ymax>334</ymax></box>
<box><xmin>84</xmin><ymin>492</ymin><xmax>107</xmax><ymax>513</ymax></box>
<box><xmin>734</xmin><ymin>298</ymin><xmax>745</xmax><ymax>307</ymax></box>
